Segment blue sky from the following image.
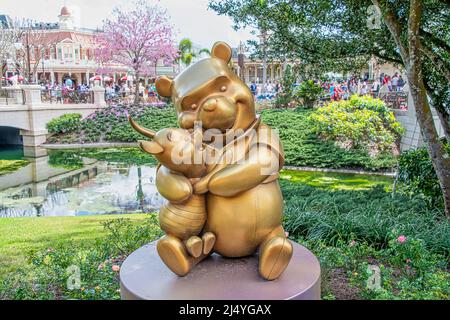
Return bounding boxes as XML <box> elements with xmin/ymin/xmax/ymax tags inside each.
<box><xmin>0</xmin><ymin>0</ymin><xmax>256</xmax><ymax>49</ymax></box>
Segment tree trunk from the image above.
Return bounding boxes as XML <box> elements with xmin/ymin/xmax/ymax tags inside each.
<box><xmin>403</xmin><ymin>0</ymin><xmax>450</xmax><ymax>217</ymax></box>
<box><xmin>424</xmin><ymin>80</ymin><xmax>450</xmax><ymax>141</ymax></box>
<box><xmin>374</xmin><ymin>0</ymin><xmax>450</xmax><ymax>216</ymax></box>
<box><xmin>435</xmin><ymin>107</ymin><xmax>450</xmax><ymax>141</ymax></box>
<box><xmin>0</xmin><ymin>64</ymin><xmax>3</xmax><ymax>87</ymax></box>
<box><xmin>409</xmin><ymin>77</ymin><xmax>450</xmax><ymax>217</ymax></box>
<box><xmin>134</xmin><ymin>73</ymin><xmax>140</xmax><ymax>105</ymax></box>
<box><xmin>261</xmin><ymin>29</ymin><xmax>268</xmax><ymax>95</ymax></box>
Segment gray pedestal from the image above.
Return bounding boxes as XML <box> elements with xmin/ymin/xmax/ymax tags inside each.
<box><xmin>120</xmin><ymin>241</ymin><xmax>321</xmax><ymax>300</ymax></box>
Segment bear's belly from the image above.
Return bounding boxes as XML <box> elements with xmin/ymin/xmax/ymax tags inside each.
<box><xmin>205</xmin><ymin>180</ymin><xmax>283</xmax><ymax>257</ymax></box>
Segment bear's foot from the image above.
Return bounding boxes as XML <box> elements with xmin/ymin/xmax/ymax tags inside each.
<box><xmin>259</xmin><ymin>236</ymin><xmax>293</xmax><ymax>281</ymax></box>
<box><xmin>157</xmin><ymin>235</ymin><xmax>192</xmax><ymax>276</ymax></box>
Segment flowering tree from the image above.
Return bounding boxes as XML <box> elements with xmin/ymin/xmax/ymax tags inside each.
<box><xmin>96</xmin><ymin>0</ymin><xmax>178</xmax><ymax>104</ymax></box>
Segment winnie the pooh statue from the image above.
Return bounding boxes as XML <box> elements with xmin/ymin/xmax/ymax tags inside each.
<box><xmin>131</xmin><ymin>41</ymin><xmax>293</xmax><ymax>280</ymax></box>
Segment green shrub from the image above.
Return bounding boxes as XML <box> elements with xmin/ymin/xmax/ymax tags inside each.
<box><xmin>47</xmin><ymin>113</ymin><xmax>82</xmax><ymax>134</ymax></box>
<box><xmin>50</xmin><ymin>103</ymin><xmax>398</xmax><ymax>171</ymax></box>
<box><xmin>261</xmin><ymin>108</ymin><xmax>397</xmax><ymax>170</ymax></box>
<box><xmin>49</xmin><ymin>105</ymin><xmax>177</xmax><ymax>144</ymax></box>
<box><xmin>309</xmin><ymin>95</ymin><xmax>404</xmax><ymax>155</ymax></box>
<box><xmin>398</xmin><ymin>145</ymin><xmax>449</xmax><ymax>207</ymax></box>
<box><xmin>294</xmin><ymin>80</ymin><xmax>324</xmax><ymax>108</ymax></box>
<box><xmin>282</xmin><ymin>181</ymin><xmax>450</xmax><ymax>256</ymax></box>
<box><xmin>299</xmin><ymin>236</ymin><xmax>449</xmax><ymax>300</ymax></box>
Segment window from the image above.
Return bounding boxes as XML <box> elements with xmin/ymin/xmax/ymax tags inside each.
<box><xmin>74</xmin><ymin>48</ymin><xmax>79</xmax><ymax>60</ymax></box>
<box><xmin>58</xmin><ymin>48</ymin><xmax>62</xmax><ymax>60</ymax></box>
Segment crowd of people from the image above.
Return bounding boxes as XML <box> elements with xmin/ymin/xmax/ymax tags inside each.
<box><xmin>4</xmin><ymin>70</ymin><xmax>407</xmax><ymax>107</ymax></box>
<box><xmin>37</xmin><ymin>78</ymin><xmax>163</xmax><ymax>105</ymax></box>
<box><xmin>104</xmin><ymin>82</ymin><xmax>160</xmax><ymax>104</ymax></box>
<box><xmin>324</xmin><ymin>73</ymin><xmax>406</xmax><ymax>101</ymax></box>
<box><xmin>247</xmin><ymin>72</ymin><xmax>406</xmax><ymax>104</ymax></box>
<box><xmin>249</xmin><ymin>81</ymin><xmax>281</xmax><ymax>99</ymax></box>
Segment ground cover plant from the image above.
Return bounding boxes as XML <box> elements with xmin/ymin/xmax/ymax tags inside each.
<box><xmin>1</xmin><ymin>179</ymin><xmax>448</xmax><ymax>300</ymax></box>
<box><xmin>47</xmin><ymin>105</ymin><xmax>177</xmax><ymax>144</ymax></box>
<box><xmin>48</xmin><ymin>105</ymin><xmax>398</xmax><ymax>171</ymax></box>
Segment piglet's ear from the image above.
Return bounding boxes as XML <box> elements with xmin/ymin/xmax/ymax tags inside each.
<box><xmin>139</xmin><ymin>140</ymin><xmax>164</xmax><ymax>155</ymax></box>
<box><xmin>211</xmin><ymin>41</ymin><xmax>232</xmax><ymax>63</ymax></box>
<box><xmin>155</xmin><ymin>76</ymin><xmax>173</xmax><ymax>97</ymax></box>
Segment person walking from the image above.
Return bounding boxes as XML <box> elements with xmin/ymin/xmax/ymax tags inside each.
<box><xmin>391</xmin><ymin>73</ymin><xmax>399</xmax><ymax>92</ymax></box>
<box><xmin>250</xmin><ymin>81</ymin><xmax>257</xmax><ymax>96</ymax></box>
<box><xmin>371</xmin><ymin>79</ymin><xmax>381</xmax><ymax>97</ymax></box>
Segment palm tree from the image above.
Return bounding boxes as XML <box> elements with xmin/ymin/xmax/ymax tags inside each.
<box><xmin>177</xmin><ymin>38</ymin><xmax>210</xmax><ymax>68</ymax></box>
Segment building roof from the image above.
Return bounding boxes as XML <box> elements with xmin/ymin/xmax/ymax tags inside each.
<box><xmin>39</xmin><ymin>30</ymin><xmax>97</xmax><ymax>46</ymax></box>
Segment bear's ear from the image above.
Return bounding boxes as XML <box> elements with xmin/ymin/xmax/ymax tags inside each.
<box><xmin>155</xmin><ymin>76</ymin><xmax>173</xmax><ymax>97</ymax></box>
<box><xmin>211</xmin><ymin>41</ymin><xmax>232</xmax><ymax>63</ymax></box>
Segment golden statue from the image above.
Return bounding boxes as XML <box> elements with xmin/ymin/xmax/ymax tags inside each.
<box><xmin>129</xmin><ymin>41</ymin><xmax>293</xmax><ymax>280</ymax></box>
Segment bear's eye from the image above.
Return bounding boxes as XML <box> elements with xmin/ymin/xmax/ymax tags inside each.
<box><xmin>220</xmin><ymin>86</ymin><xmax>227</xmax><ymax>92</ymax></box>
<box><xmin>166</xmin><ymin>132</ymin><xmax>172</xmax><ymax>141</ymax></box>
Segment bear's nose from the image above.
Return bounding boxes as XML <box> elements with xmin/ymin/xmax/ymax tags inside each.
<box><xmin>202</xmin><ymin>99</ymin><xmax>217</xmax><ymax>112</ymax></box>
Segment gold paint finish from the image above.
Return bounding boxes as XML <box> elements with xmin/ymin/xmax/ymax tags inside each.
<box><xmin>133</xmin><ymin>41</ymin><xmax>292</xmax><ymax>281</ymax></box>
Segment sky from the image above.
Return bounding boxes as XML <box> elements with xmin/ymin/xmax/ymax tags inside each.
<box><xmin>0</xmin><ymin>0</ymin><xmax>256</xmax><ymax>49</ymax></box>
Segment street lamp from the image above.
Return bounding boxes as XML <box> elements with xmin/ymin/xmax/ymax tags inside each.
<box><xmin>41</xmin><ymin>50</ymin><xmax>45</xmax><ymax>84</ymax></box>
<box><xmin>237</xmin><ymin>41</ymin><xmax>248</xmax><ymax>82</ymax></box>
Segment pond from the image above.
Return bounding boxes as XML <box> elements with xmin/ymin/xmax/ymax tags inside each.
<box><xmin>0</xmin><ymin>145</ymin><xmax>24</xmax><ymax>160</ymax></box>
<box><xmin>0</xmin><ymin>148</ymin><xmax>393</xmax><ymax>218</ymax></box>
<box><xmin>0</xmin><ymin>151</ymin><xmax>165</xmax><ymax>218</ymax></box>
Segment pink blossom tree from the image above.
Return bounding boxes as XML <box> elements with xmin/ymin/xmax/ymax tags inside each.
<box><xmin>96</xmin><ymin>0</ymin><xmax>178</xmax><ymax>104</ymax></box>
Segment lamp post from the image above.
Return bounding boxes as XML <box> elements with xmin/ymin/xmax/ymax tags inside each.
<box><xmin>237</xmin><ymin>41</ymin><xmax>247</xmax><ymax>83</ymax></box>
<box><xmin>41</xmin><ymin>50</ymin><xmax>45</xmax><ymax>84</ymax></box>
<box><xmin>258</xmin><ymin>27</ymin><xmax>269</xmax><ymax>95</ymax></box>
<box><xmin>26</xmin><ymin>30</ymin><xmax>32</xmax><ymax>84</ymax></box>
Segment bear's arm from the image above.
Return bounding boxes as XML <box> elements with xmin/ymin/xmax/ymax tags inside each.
<box><xmin>207</xmin><ymin>144</ymin><xmax>281</xmax><ymax>197</ymax></box>
<box><xmin>156</xmin><ymin>165</ymin><xmax>193</xmax><ymax>203</ymax></box>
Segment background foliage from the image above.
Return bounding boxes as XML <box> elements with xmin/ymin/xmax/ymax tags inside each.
<box><xmin>398</xmin><ymin>144</ymin><xmax>450</xmax><ymax>208</ymax></box>
<box><xmin>309</xmin><ymin>95</ymin><xmax>404</xmax><ymax>155</ymax></box>
<box><xmin>48</xmin><ymin>106</ymin><xmax>398</xmax><ymax>171</ymax></box>
<box><xmin>261</xmin><ymin>108</ymin><xmax>397</xmax><ymax>170</ymax></box>
<box><xmin>294</xmin><ymin>80</ymin><xmax>324</xmax><ymax>108</ymax></box>
<box><xmin>46</xmin><ymin>113</ymin><xmax>82</xmax><ymax>135</ymax></box>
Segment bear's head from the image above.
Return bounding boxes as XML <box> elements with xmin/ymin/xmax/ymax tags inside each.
<box><xmin>155</xmin><ymin>41</ymin><xmax>256</xmax><ymax>135</ymax></box>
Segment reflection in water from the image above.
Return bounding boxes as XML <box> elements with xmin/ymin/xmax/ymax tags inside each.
<box><xmin>0</xmin><ymin>145</ymin><xmax>24</xmax><ymax>160</ymax></box>
<box><xmin>0</xmin><ymin>157</ymin><xmax>165</xmax><ymax>218</ymax></box>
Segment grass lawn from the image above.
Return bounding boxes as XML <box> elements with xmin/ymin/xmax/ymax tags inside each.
<box><xmin>0</xmin><ymin>214</ymin><xmax>147</xmax><ymax>277</ymax></box>
<box><xmin>280</xmin><ymin>169</ymin><xmax>393</xmax><ymax>191</ymax></box>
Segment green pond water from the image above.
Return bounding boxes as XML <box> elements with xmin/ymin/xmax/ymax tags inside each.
<box><xmin>0</xmin><ymin>145</ymin><xmax>24</xmax><ymax>160</ymax></box>
<box><xmin>0</xmin><ymin>148</ymin><xmax>393</xmax><ymax>218</ymax></box>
